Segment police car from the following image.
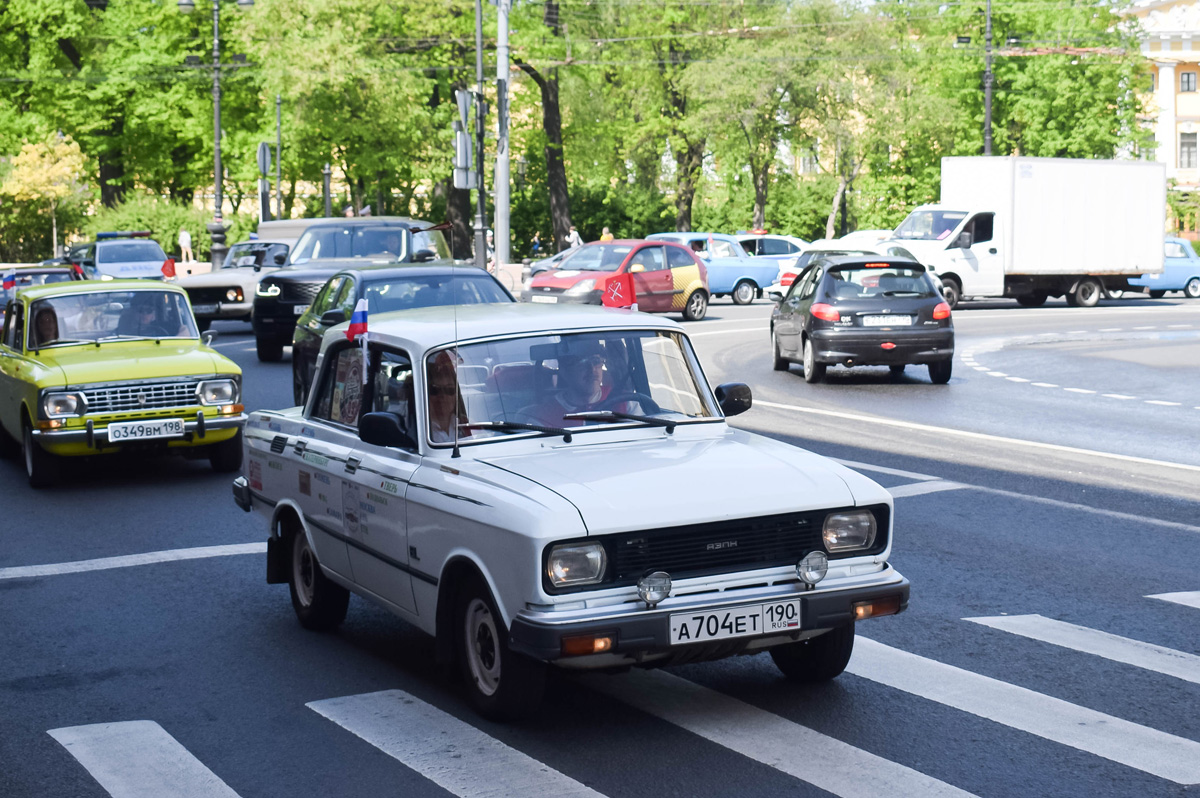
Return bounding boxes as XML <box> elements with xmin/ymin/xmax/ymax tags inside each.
<box><xmin>74</xmin><ymin>232</ymin><xmax>173</xmax><ymax>280</ymax></box>
<box><xmin>233</xmin><ymin>304</ymin><xmax>909</xmax><ymax>720</ymax></box>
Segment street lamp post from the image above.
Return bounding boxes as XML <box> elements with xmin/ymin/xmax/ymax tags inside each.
<box><xmin>178</xmin><ymin>0</ymin><xmax>254</xmax><ymax>270</ymax></box>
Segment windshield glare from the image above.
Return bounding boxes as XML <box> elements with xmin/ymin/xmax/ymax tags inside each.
<box><xmin>290</xmin><ymin>225</ymin><xmax>410</xmax><ymax>264</ymax></box>
<box><xmin>363</xmin><ymin>275</ymin><xmax>512</xmax><ymax>311</ymax></box>
<box><xmin>223</xmin><ymin>242</ymin><xmax>289</xmax><ymax>269</ymax></box>
<box><xmin>893</xmin><ymin>211</ymin><xmax>967</xmax><ymax>241</ymax></box>
<box><xmin>423</xmin><ymin>331</ymin><xmax>718</xmax><ymax>445</ymax></box>
<box><xmin>27</xmin><ymin>291</ymin><xmax>198</xmax><ymax>348</ymax></box>
<box><xmin>559</xmin><ymin>244</ymin><xmax>633</xmax><ymax>271</ymax></box>
<box><xmin>97</xmin><ymin>241</ymin><xmax>167</xmax><ymax>263</ymax></box>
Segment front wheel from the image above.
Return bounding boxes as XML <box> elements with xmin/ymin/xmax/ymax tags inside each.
<box><xmin>731</xmin><ymin>280</ymin><xmax>756</xmax><ymax>305</ymax></box>
<box><xmin>682</xmin><ymin>290</ymin><xmax>708</xmax><ymax>321</ymax></box>
<box><xmin>292</xmin><ymin>362</ymin><xmax>309</xmax><ymax>406</ymax></box>
<box><xmin>770</xmin><ymin>623</ymin><xmax>855</xmax><ymax>682</ymax></box>
<box><xmin>1185</xmin><ymin>277</ymin><xmax>1200</xmax><ymax>299</ymax></box>
<box><xmin>802</xmin><ymin>339</ymin><xmax>825</xmax><ymax>384</ymax></box>
<box><xmin>1070</xmin><ymin>277</ymin><xmax>1102</xmax><ymax>308</ymax></box>
<box><xmin>209</xmin><ymin>429</ymin><xmax>243</xmax><ymax>473</ymax></box>
<box><xmin>23</xmin><ymin>421</ymin><xmax>60</xmax><ymax>489</ymax></box>
<box><xmin>256</xmin><ymin>337</ymin><xmax>284</xmax><ymax>362</ymax></box>
<box><xmin>1015</xmin><ymin>291</ymin><xmax>1047</xmax><ymax>308</ymax></box>
<box><xmin>456</xmin><ymin>577</ymin><xmax>547</xmax><ymax>721</ymax></box>
<box><xmin>928</xmin><ymin>359</ymin><xmax>953</xmax><ymax>385</ymax></box>
<box><xmin>771</xmin><ymin>332</ymin><xmax>788</xmax><ymax>372</ymax></box>
<box><xmin>940</xmin><ymin>277</ymin><xmax>961</xmax><ymax>309</ymax></box>
<box><xmin>288</xmin><ymin>527</ymin><xmax>350</xmax><ymax>631</ymax></box>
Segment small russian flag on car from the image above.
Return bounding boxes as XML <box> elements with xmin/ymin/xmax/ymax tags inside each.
<box><xmin>345</xmin><ymin>298</ymin><xmax>368</xmax><ymax>341</ymax></box>
<box><xmin>2</xmin><ymin>271</ymin><xmax>14</xmax><ymax>291</ymax></box>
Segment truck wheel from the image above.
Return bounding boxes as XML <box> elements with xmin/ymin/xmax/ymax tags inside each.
<box><xmin>1071</xmin><ymin>278</ymin><xmax>1102</xmax><ymax>308</ymax></box>
<box><xmin>770</xmin><ymin>623</ymin><xmax>855</xmax><ymax>682</ymax></box>
<box><xmin>940</xmin><ymin>277</ymin><xmax>961</xmax><ymax>309</ymax></box>
<box><xmin>772</xmin><ymin>332</ymin><xmax>789</xmax><ymax>371</ymax></box>
<box><xmin>22</xmin><ymin>421</ymin><xmax>60</xmax><ymax>489</ymax></box>
<box><xmin>1015</xmin><ymin>292</ymin><xmax>1047</xmax><ymax>307</ymax></box>
<box><xmin>1185</xmin><ymin>277</ymin><xmax>1200</xmax><ymax>299</ymax></box>
<box><xmin>802</xmin><ymin>339</ymin><xmax>825</xmax><ymax>384</ymax></box>
<box><xmin>256</xmin><ymin>337</ymin><xmax>284</xmax><ymax>362</ymax></box>
<box><xmin>1148</xmin><ymin>290</ymin><xmax>1166</xmax><ymax>299</ymax></box>
<box><xmin>288</xmin><ymin>527</ymin><xmax>350</xmax><ymax>631</ymax></box>
<box><xmin>732</xmin><ymin>280</ymin><xmax>756</xmax><ymax>305</ymax></box>
<box><xmin>928</xmin><ymin>359</ymin><xmax>953</xmax><ymax>384</ymax></box>
<box><xmin>682</xmin><ymin>290</ymin><xmax>708</xmax><ymax>321</ymax></box>
<box><xmin>456</xmin><ymin>576</ymin><xmax>546</xmax><ymax>721</ymax></box>
<box><xmin>209</xmin><ymin>429</ymin><xmax>243</xmax><ymax>473</ymax></box>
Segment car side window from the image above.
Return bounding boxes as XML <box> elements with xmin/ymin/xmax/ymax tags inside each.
<box><xmin>3</xmin><ymin>304</ymin><xmax>21</xmax><ymax>349</ymax></box>
<box><xmin>800</xmin><ymin>267</ymin><xmax>824</xmax><ymax>300</ymax></box>
<box><xmin>631</xmin><ymin>246</ymin><xmax>666</xmax><ymax>272</ymax></box>
<box><xmin>312</xmin><ymin>345</ymin><xmax>365</xmax><ymax>428</ymax></box>
<box><xmin>666</xmin><ymin>245</ymin><xmax>698</xmax><ymax>270</ymax></box>
<box><xmin>310</xmin><ymin>278</ymin><xmax>342</xmax><ymax>317</ymax></box>
<box><xmin>369</xmin><ymin>348</ymin><xmax>417</xmax><ymax>443</ymax></box>
<box><xmin>334</xmin><ymin>278</ymin><xmax>357</xmax><ymax>314</ymax></box>
<box><xmin>760</xmin><ymin>238</ymin><xmax>790</xmax><ymax>256</ymax></box>
<box><xmin>785</xmin><ymin>267</ymin><xmax>814</xmax><ymax>301</ymax></box>
<box><xmin>742</xmin><ymin>240</ymin><xmax>760</xmax><ymax>256</ymax></box>
<box><xmin>966</xmin><ymin>213</ymin><xmax>994</xmax><ymax>244</ymax></box>
<box><xmin>710</xmin><ymin>239</ymin><xmax>738</xmax><ymax>258</ymax></box>
<box><xmin>1165</xmin><ymin>241</ymin><xmax>1189</xmax><ymax>259</ymax></box>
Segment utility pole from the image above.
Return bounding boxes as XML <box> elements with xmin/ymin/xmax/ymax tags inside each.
<box><xmin>494</xmin><ymin>0</ymin><xmax>513</xmax><ymax>271</ymax></box>
<box><xmin>322</xmin><ymin>163</ymin><xmax>332</xmax><ymax>217</ymax></box>
<box><xmin>473</xmin><ymin>0</ymin><xmax>489</xmax><ymax>271</ymax></box>
<box><xmin>984</xmin><ymin>0</ymin><xmax>993</xmax><ymax>155</ymax></box>
<box><xmin>208</xmin><ymin>0</ymin><xmax>228</xmax><ymax>269</ymax></box>
<box><xmin>275</xmin><ymin>94</ymin><xmax>283</xmax><ymax>219</ymax></box>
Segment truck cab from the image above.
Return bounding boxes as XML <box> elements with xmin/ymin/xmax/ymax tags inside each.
<box><xmin>887</xmin><ymin>206</ymin><xmax>1005</xmax><ymax>306</ymax></box>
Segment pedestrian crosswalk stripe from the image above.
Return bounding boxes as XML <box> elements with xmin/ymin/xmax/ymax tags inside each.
<box><xmin>847</xmin><ymin>637</ymin><xmax>1200</xmax><ymax>784</ymax></box>
<box><xmin>307</xmin><ymin>690</ymin><xmax>605</xmax><ymax>798</ymax></box>
<box><xmin>965</xmin><ymin>614</ymin><xmax>1200</xmax><ymax>685</ymax></box>
<box><xmin>48</xmin><ymin>721</ymin><xmax>240</xmax><ymax>798</ymax></box>
<box><xmin>1147</xmin><ymin>591</ymin><xmax>1200</xmax><ymax>611</ymax></box>
<box><xmin>579</xmin><ymin>669</ymin><xmax>975</xmax><ymax>798</ymax></box>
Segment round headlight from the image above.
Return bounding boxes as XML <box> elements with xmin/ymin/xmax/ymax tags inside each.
<box><xmin>636</xmin><ymin>571</ymin><xmax>672</xmax><ymax>608</ymax></box>
<box><xmin>547</xmin><ymin>543</ymin><xmax>607</xmax><ymax>587</ymax></box>
<box><xmin>197</xmin><ymin>379</ymin><xmax>238</xmax><ymax>405</ymax></box>
<box><xmin>225</xmin><ymin>288</ymin><xmax>240</xmax><ymax>302</ymax></box>
<box><xmin>42</xmin><ymin>392</ymin><xmax>83</xmax><ymax>418</ymax></box>
<box><xmin>797</xmin><ymin>551</ymin><xmax>828</xmax><ymax>585</ymax></box>
<box><xmin>822</xmin><ymin>511</ymin><xmax>877</xmax><ymax>552</ymax></box>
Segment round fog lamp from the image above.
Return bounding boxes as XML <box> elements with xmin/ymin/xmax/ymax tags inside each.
<box><xmin>637</xmin><ymin>571</ymin><xmax>672</xmax><ymax>608</ymax></box>
<box><xmin>797</xmin><ymin>551</ymin><xmax>828</xmax><ymax>586</ymax></box>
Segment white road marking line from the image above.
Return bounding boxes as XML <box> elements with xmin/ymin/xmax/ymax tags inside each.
<box><xmin>1068</xmin><ymin>330</ymin><xmax>1088</xmax><ymax>334</ymax></box>
<box><xmin>973</xmin><ymin>366</ymin><xmax>989</xmax><ymax>371</ymax></box>
<box><xmin>753</xmin><ymin>399</ymin><xmax>1200</xmax><ymax>475</ymax></box>
<box><xmin>833</xmin><ymin>458</ymin><xmax>941</xmax><ymax>481</ymax></box>
<box><xmin>967</xmin><ymin>483</ymin><xmax>1200</xmax><ymax>534</ymax></box>
<box><xmin>848</xmin><ymin>637</ymin><xmax>1200</xmax><ymax>785</ymax></box>
<box><xmin>1098</xmin><ymin>327</ymin><xmax>1122</xmax><ymax>332</ymax></box>
<box><xmin>1168</xmin><ymin>324</ymin><xmax>1193</xmax><ymax>328</ymax></box>
<box><xmin>1063</xmin><ymin>388</ymin><xmax>1096</xmax><ymax>394</ymax></box>
<box><xmin>1102</xmin><ymin>394</ymin><xmax>1137</xmax><ymax>400</ymax></box>
<box><xmin>888</xmin><ymin>480</ymin><xmax>965</xmax><ymax>498</ymax></box>
<box><xmin>580</xmin><ymin>669</ymin><xmax>975</xmax><ymax>798</ymax></box>
<box><xmin>1133</xmin><ymin>326</ymin><xmax>1157</xmax><ymax>330</ymax></box>
<box><xmin>965</xmin><ymin>615</ymin><xmax>1200</xmax><ymax>685</ymax></box>
<box><xmin>986</xmin><ymin>371</ymin><xmax>1007</xmax><ymax>377</ymax></box>
<box><xmin>1006</xmin><ymin>377</ymin><xmax>1030</xmax><ymax>383</ymax></box>
<box><xmin>1145</xmin><ymin>400</ymin><xmax>1182</xmax><ymax>406</ymax></box>
<box><xmin>0</xmin><ymin>543</ymin><xmax>266</xmax><ymax>581</ymax></box>
<box><xmin>48</xmin><ymin>721</ymin><xmax>240</xmax><ymax>798</ymax></box>
<box><xmin>1031</xmin><ymin>382</ymin><xmax>1058</xmax><ymax>388</ymax></box>
<box><xmin>1147</xmin><ymin>591</ymin><xmax>1200</xmax><ymax>610</ymax></box>
<box><xmin>308</xmin><ymin>690</ymin><xmax>605</xmax><ymax>798</ymax></box>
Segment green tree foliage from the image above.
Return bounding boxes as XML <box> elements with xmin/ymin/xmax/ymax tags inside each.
<box><xmin>83</xmin><ymin>194</ymin><xmax>253</xmax><ymax>261</ymax></box>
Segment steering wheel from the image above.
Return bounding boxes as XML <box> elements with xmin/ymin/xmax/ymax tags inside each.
<box><xmin>598</xmin><ymin>391</ymin><xmax>661</xmax><ymax>414</ymax></box>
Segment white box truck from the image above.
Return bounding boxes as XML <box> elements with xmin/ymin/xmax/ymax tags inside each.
<box><xmin>884</xmin><ymin>156</ymin><xmax>1166</xmax><ymax>307</ymax></box>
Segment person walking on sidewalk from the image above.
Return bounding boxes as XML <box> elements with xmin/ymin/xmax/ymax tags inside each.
<box><xmin>564</xmin><ymin>226</ymin><xmax>583</xmax><ymax>249</ymax></box>
<box><xmin>178</xmin><ymin>228</ymin><xmax>193</xmax><ymax>263</ymax></box>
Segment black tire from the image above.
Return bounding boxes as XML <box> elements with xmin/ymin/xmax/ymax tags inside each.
<box><xmin>889</xmin><ymin>364</ymin><xmax>906</xmax><ymax>376</ymax></box>
<box><xmin>1185</xmin><ymin>277</ymin><xmax>1200</xmax><ymax>299</ymax></box>
<box><xmin>940</xmin><ymin>276</ymin><xmax>961</xmax><ymax>309</ymax></box>
<box><xmin>209</xmin><ymin>429</ymin><xmax>243</xmax><ymax>473</ymax></box>
<box><xmin>1149</xmin><ymin>290</ymin><xmax>1166</xmax><ymax>299</ymax></box>
<box><xmin>770</xmin><ymin>623</ymin><xmax>855</xmax><ymax>682</ymax></box>
<box><xmin>456</xmin><ymin>575</ymin><xmax>547</xmax><ymax>721</ymax></box>
<box><xmin>1071</xmin><ymin>277</ymin><xmax>1102</xmax><ymax>308</ymax></box>
<box><xmin>256</xmin><ymin>337</ymin><xmax>284</xmax><ymax>362</ymax></box>
<box><xmin>731</xmin><ymin>280</ymin><xmax>756</xmax><ymax>305</ymax></box>
<box><xmin>196</xmin><ymin>318</ymin><xmax>212</xmax><ymax>333</ymax></box>
<box><xmin>0</xmin><ymin>422</ymin><xmax>19</xmax><ymax>459</ymax></box>
<box><xmin>682</xmin><ymin>290</ymin><xmax>708</xmax><ymax>321</ymax></box>
<box><xmin>802</xmin><ymin>338</ymin><xmax>825</xmax><ymax>384</ymax></box>
<box><xmin>771</xmin><ymin>331</ymin><xmax>788</xmax><ymax>372</ymax></box>
<box><xmin>928</xmin><ymin>359</ymin><xmax>953</xmax><ymax>384</ymax></box>
<box><xmin>1015</xmin><ymin>292</ymin><xmax>1047</xmax><ymax>308</ymax></box>
<box><xmin>22</xmin><ymin>421</ymin><xmax>60</xmax><ymax>489</ymax></box>
<box><xmin>292</xmin><ymin>363</ymin><xmax>308</xmax><ymax>406</ymax></box>
<box><xmin>288</xmin><ymin>525</ymin><xmax>350</xmax><ymax>631</ymax></box>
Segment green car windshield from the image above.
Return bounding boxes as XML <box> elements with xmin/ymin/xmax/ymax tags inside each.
<box><xmin>27</xmin><ymin>290</ymin><xmax>198</xmax><ymax>348</ymax></box>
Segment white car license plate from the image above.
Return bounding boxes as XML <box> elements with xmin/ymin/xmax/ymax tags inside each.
<box><xmin>293</xmin><ymin>304</ymin><xmax>310</xmax><ymax>315</ymax></box>
<box><xmin>191</xmin><ymin>303</ymin><xmax>218</xmax><ymax>315</ymax></box>
<box><xmin>530</xmin><ymin>295</ymin><xmax>558</xmax><ymax>304</ymax></box>
<box><xmin>862</xmin><ymin>315</ymin><xmax>912</xmax><ymax>327</ymax></box>
<box><xmin>669</xmin><ymin>599</ymin><xmax>801</xmax><ymax>645</ymax></box>
<box><xmin>108</xmin><ymin>418</ymin><xmax>185</xmax><ymax>441</ymax></box>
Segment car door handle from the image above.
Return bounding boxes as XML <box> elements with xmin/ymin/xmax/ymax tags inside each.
<box><xmin>988</xmin><ymin>248</ymin><xmax>997</xmax><ymax>254</ymax></box>
<box><xmin>345</xmin><ymin>456</ymin><xmax>361</xmax><ymax>475</ymax></box>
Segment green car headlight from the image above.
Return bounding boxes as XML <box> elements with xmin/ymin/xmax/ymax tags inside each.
<box><xmin>196</xmin><ymin>379</ymin><xmax>239</xmax><ymax>405</ymax></box>
<box><xmin>547</xmin><ymin>542</ymin><xmax>607</xmax><ymax>587</ymax></box>
<box><xmin>42</xmin><ymin>392</ymin><xmax>85</xmax><ymax>418</ymax></box>
<box><xmin>822</xmin><ymin>510</ymin><xmax>877</xmax><ymax>553</ymax></box>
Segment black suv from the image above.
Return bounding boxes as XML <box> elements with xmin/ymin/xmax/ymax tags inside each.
<box><xmin>251</xmin><ymin>217</ymin><xmax>449</xmax><ymax>361</ymax></box>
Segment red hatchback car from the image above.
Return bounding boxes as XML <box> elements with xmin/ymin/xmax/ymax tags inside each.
<box><xmin>520</xmin><ymin>240</ymin><xmax>710</xmax><ymax>320</ymax></box>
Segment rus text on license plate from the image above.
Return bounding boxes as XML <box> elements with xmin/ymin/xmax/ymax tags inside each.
<box><xmin>530</xmin><ymin>295</ymin><xmax>558</xmax><ymax>304</ymax></box>
<box><xmin>293</xmin><ymin>304</ymin><xmax>310</xmax><ymax>315</ymax></box>
<box><xmin>107</xmin><ymin>418</ymin><xmax>185</xmax><ymax>441</ymax></box>
<box><xmin>669</xmin><ymin>599</ymin><xmax>801</xmax><ymax>645</ymax></box>
<box><xmin>862</xmin><ymin>315</ymin><xmax>913</xmax><ymax>327</ymax></box>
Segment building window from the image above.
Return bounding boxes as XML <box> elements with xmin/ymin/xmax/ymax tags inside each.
<box><xmin>799</xmin><ymin>142</ymin><xmax>820</xmax><ymax>174</ymax></box>
<box><xmin>1182</xmin><ymin>72</ymin><xmax>1197</xmax><ymax>92</ymax></box>
<box><xmin>1151</xmin><ymin>72</ymin><xmax>1156</xmax><ymax>92</ymax></box>
<box><xmin>1181</xmin><ymin>132</ymin><xmax>1197</xmax><ymax>169</ymax></box>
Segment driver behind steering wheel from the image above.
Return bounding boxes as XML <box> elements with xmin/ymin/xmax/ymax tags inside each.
<box><xmin>523</xmin><ymin>340</ymin><xmax>643</xmax><ymax>427</ymax></box>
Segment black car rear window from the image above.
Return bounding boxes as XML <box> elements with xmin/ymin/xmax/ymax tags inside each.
<box><xmin>363</xmin><ymin>274</ymin><xmax>512</xmax><ymax>313</ymax></box>
<box><xmin>97</xmin><ymin>241</ymin><xmax>167</xmax><ymax>263</ymax></box>
<box><xmin>824</xmin><ymin>265</ymin><xmax>936</xmax><ymax>299</ymax></box>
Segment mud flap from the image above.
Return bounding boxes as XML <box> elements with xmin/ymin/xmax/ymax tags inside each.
<box><xmin>266</xmin><ymin>534</ymin><xmax>289</xmax><ymax>584</ymax></box>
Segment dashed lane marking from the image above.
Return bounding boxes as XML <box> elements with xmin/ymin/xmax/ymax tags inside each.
<box><xmin>1102</xmin><ymin>394</ymin><xmax>1137</xmax><ymax>400</ymax></box>
<box><xmin>1147</xmin><ymin>591</ymin><xmax>1200</xmax><ymax>610</ymax></box>
<box><xmin>1031</xmin><ymin>382</ymin><xmax>1058</xmax><ymax>388</ymax></box>
<box><xmin>887</xmin><ymin>480</ymin><xmax>965</xmax><ymax>498</ymax></box>
<box><xmin>0</xmin><ymin>543</ymin><xmax>265</xmax><ymax>581</ymax></box>
<box><xmin>832</xmin><ymin>458</ymin><xmax>941</xmax><ymax>481</ymax></box>
<box><xmin>1146</xmin><ymin>400</ymin><xmax>1182</xmax><ymax>407</ymax></box>
<box><xmin>965</xmin><ymin>615</ymin><xmax>1200</xmax><ymax>685</ymax></box>
<box><xmin>1063</xmin><ymin>388</ymin><xmax>1096</xmax><ymax>394</ymax></box>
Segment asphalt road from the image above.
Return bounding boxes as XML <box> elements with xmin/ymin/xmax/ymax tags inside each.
<box><xmin>3</xmin><ymin>295</ymin><xmax>1199</xmax><ymax>798</ymax></box>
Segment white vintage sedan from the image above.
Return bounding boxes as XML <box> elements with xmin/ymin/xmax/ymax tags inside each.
<box><xmin>233</xmin><ymin>304</ymin><xmax>909</xmax><ymax>720</ymax></box>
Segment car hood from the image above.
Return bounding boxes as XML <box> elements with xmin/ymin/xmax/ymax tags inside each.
<box><xmin>880</xmin><ymin>239</ymin><xmax>948</xmax><ymax>261</ymax></box>
<box><xmin>42</xmin><ymin>342</ymin><xmax>236</xmax><ymax>386</ymax></box>
<box><xmin>178</xmin><ymin>267</ymin><xmax>278</xmax><ymax>288</ymax></box>
<box><xmin>477</xmin><ymin>429</ymin><xmax>857</xmax><ymax>535</ymax></box>
<box><xmin>95</xmin><ymin>261</ymin><xmax>167</xmax><ymax>279</ymax></box>
<box><xmin>531</xmin><ymin>269</ymin><xmax>614</xmax><ymax>290</ymax></box>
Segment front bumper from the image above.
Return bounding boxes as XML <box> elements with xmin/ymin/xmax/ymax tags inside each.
<box><xmin>509</xmin><ymin>567</ymin><xmax>909</xmax><ymax>667</ymax></box>
<box><xmin>32</xmin><ymin>412</ymin><xmax>246</xmax><ymax>455</ymax></box>
<box><xmin>191</xmin><ymin>300</ymin><xmax>253</xmax><ymax>321</ymax></box>
<box><xmin>811</xmin><ymin>327</ymin><xmax>953</xmax><ymax>366</ymax></box>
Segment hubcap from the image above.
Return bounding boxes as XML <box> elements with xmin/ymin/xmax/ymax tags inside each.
<box><xmin>689</xmin><ymin>293</ymin><xmax>705</xmax><ymax>317</ymax></box>
<box><xmin>293</xmin><ymin>535</ymin><xmax>315</xmax><ymax>607</ymax></box>
<box><xmin>736</xmin><ymin>283</ymin><xmax>752</xmax><ymax>302</ymax></box>
<box><xmin>465</xmin><ymin>597</ymin><xmax>502</xmax><ymax>697</ymax></box>
<box><xmin>1188</xmin><ymin>279</ymin><xmax>1200</xmax><ymax>298</ymax></box>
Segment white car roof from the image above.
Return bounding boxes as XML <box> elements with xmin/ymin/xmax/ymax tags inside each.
<box><xmin>322</xmin><ymin>303</ymin><xmax>683</xmax><ymax>355</ymax></box>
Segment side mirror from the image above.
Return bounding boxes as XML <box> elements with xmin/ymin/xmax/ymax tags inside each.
<box><xmin>714</xmin><ymin>382</ymin><xmax>752</xmax><ymax>417</ymax></box>
<box><xmin>274</xmin><ymin>254</ymin><xmax>287</xmax><ymax>265</ymax></box>
<box><xmin>953</xmin><ymin>232</ymin><xmax>973</xmax><ymax>249</ymax></box>
<box><xmin>360</xmin><ymin>411</ymin><xmax>417</xmax><ymax>450</ymax></box>
<box><xmin>412</xmin><ymin>248</ymin><xmax>436</xmax><ymax>263</ymax></box>
<box><xmin>768</xmin><ymin>290</ymin><xmax>784</xmax><ymax>303</ymax></box>
<box><xmin>319</xmin><ymin>308</ymin><xmax>346</xmax><ymax>325</ymax></box>
<box><xmin>629</xmin><ymin>263</ymin><xmax>645</xmax><ymax>273</ymax></box>
<box><xmin>201</xmin><ymin>330</ymin><xmax>217</xmax><ymax>346</ymax></box>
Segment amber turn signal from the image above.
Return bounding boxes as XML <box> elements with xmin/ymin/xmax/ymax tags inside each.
<box><xmin>561</xmin><ymin>634</ymin><xmax>614</xmax><ymax>657</ymax></box>
<box><xmin>219</xmin><ymin>404</ymin><xmax>245</xmax><ymax>415</ymax></box>
<box><xmin>852</xmin><ymin>596</ymin><xmax>902</xmax><ymax>621</ymax></box>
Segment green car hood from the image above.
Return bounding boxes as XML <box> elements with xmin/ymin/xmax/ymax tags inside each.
<box><xmin>41</xmin><ymin>341</ymin><xmax>237</xmax><ymax>386</ymax></box>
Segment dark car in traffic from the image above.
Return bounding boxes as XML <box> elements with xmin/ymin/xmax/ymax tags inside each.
<box><xmin>770</xmin><ymin>256</ymin><xmax>954</xmax><ymax>384</ymax></box>
<box><xmin>251</xmin><ymin>217</ymin><xmax>449</xmax><ymax>361</ymax></box>
<box><xmin>291</xmin><ymin>263</ymin><xmax>514</xmax><ymax>403</ymax></box>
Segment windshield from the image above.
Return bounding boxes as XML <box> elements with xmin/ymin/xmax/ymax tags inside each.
<box><xmin>223</xmin><ymin>242</ymin><xmax>290</xmax><ymax>269</ymax></box>
<box><xmin>423</xmin><ymin>330</ymin><xmax>719</xmax><ymax>445</ymax></box>
<box><xmin>364</xmin><ymin>274</ymin><xmax>512</xmax><ymax>312</ymax></box>
<box><xmin>97</xmin><ymin>241</ymin><xmax>168</xmax><ymax>263</ymax></box>
<box><xmin>558</xmin><ymin>244</ymin><xmax>633</xmax><ymax>272</ymax></box>
<box><xmin>893</xmin><ymin>211</ymin><xmax>967</xmax><ymax>241</ymax></box>
<box><xmin>824</xmin><ymin>266</ymin><xmax>937</xmax><ymax>298</ymax></box>
<box><xmin>290</xmin><ymin>225</ymin><xmax>410</xmax><ymax>264</ymax></box>
<box><xmin>1</xmin><ymin>271</ymin><xmax>73</xmax><ymax>305</ymax></box>
<box><xmin>26</xmin><ymin>290</ymin><xmax>198</xmax><ymax>348</ymax></box>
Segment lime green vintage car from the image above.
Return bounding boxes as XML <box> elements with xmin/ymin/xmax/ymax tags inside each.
<box><xmin>0</xmin><ymin>281</ymin><xmax>246</xmax><ymax>487</ymax></box>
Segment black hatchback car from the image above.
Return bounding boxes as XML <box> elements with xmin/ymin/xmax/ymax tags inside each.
<box><xmin>769</xmin><ymin>256</ymin><xmax>954</xmax><ymax>384</ymax></box>
<box><xmin>291</xmin><ymin>263</ymin><xmax>514</xmax><ymax>404</ymax></box>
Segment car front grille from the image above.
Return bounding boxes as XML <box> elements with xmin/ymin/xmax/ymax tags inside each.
<box><xmin>187</xmin><ymin>287</ymin><xmax>238</xmax><ymax>304</ymax></box>
<box><xmin>82</xmin><ymin>380</ymin><xmax>201</xmax><ymax>414</ymax></box>
<box><xmin>280</xmin><ymin>281</ymin><xmax>323</xmax><ymax>303</ymax></box>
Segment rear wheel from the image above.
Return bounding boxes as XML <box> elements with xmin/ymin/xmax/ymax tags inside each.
<box><xmin>772</xmin><ymin>332</ymin><xmax>789</xmax><ymax>372</ymax></box>
<box><xmin>1149</xmin><ymin>290</ymin><xmax>1167</xmax><ymax>299</ymax></box>
<box><xmin>1070</xmin><ymin>277</ymin><xmax>1102</xmax><ymax>308</ymax></box>
<box><xmin>288</xmin><ymin>526</ymin><xmax>350</xmax><ymax>631</ymax></box>
<box><xmin>256</xmin><ymin>337</ymin><xmax>284</xmax><ymax>362</ymax></box>
<box><xmin>23</xmin><ymin>421</ymin><xmax>59</xmax><ymax>489</ymax></box>
<box><xmin>802</xmin><ymin>339</ymin><xmax>825</xmax><ymax>384</ymax></box>
<box><xmin>732</xmin><ymin>280</ymin><xmax>756</xmax><ymax>305</ymax></box>
<box><xmin>1185</xmin><ymin>277</ymin><xmax>1200</xmax><ymax>299</ymax></box>
<box><xmin>209</xmin><ymin>429</ymin><xmax>243</xmax><ymax>473</ymax></box>
<box><xmin>292</xmin><ymin>362</ymin><xmax>308</xmax><ymax>406</ymax></box>
<box><xmin>940</xmin><ymin>276</ymin><xmax>961</xmax><ymax>309</ymax></box>
<box><xmin>889</xmin><ymin>364</ymin><xmax>906</xmax><ymax>376</ymax></box>
<box><xmin>928</xmin><ymin>359</ymin><xmax>953</xmax><ymax>384</ymax></box>
<box><xmin>770</xmin><ymin>623</ymin><xmax>855</xmax><ymax>682</ymax></box>
<box><xmin>456</xmin><ymin>576</ymin><xmax>547</xmax><ymax>721</ymax></box>
<box><xmin>1015</xmin><ymin>291</ymin><xmax>1047</xmax><ymax>308</ymax></box>
<box><xmin>682</xmin><ymin>290</ymin><xmax>708</xmax><ymax>321</ymax></box>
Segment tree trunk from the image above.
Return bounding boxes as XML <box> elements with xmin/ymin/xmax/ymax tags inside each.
<box><xmin>515</xmin><ymin>60</ymin><xmax>572</xmax><ymax>251</ymax></box>
<box><xmin>825</xmin><ymin>177</ymin><xmax>845</xmax><ymax>240</ymax></box>
<box><xmin>50</xmin><ymin>200</ymin><xmax>58</xmax><ymax>259</ymax></box>
<box><xmin>752</xmin><ymin>163</ymin><xmax>769</xmax><ymax>230</ymax></box>
<box><xmin>284</xmin><ymin>175</ymin><xmax>297</xmax><ymax>218</ymax></box>
<box><xmin>673</xmin><ymin>138</ymin><xmax>704</xmax><ymax>231</ymax></box>
<box><xmin>435</xmin><ymin>176</ymin><xmax>474</xmax><ymax>259</ymax></box>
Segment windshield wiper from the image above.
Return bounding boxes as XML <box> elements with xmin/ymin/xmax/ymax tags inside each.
<box><xmin>95</xmin><ymin>334</ymin><xmax>143</xmax><ymax>342</ymax></box>
<box><xmin>562</xmin><ymin>410</ymin><xmax>677</xmax><ymax>433</ymax></box>
<box><xmin>463</xmin><ymin>421</ymin><xmax>575</xmax><ymax>442</ymax></box>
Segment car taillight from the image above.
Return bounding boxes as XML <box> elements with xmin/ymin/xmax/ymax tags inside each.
<box><xmin>781</xmin><ymin>273</ymin><xmax>796</xmax><ymax>287</ymax></box>
<box><xmin>933</xmin><ymin>302</ymin><xmax>951</xmax><ymax>320</ymax></box>
<box><xmin>811</xmin><ymin>303</ymin><xmax>840</xmax><ymax>322</ymax></box>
